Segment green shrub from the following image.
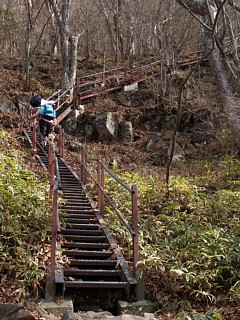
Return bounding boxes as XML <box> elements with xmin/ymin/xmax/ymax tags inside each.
<box><xmin>104</xmin><ymin>169</ymin><xmax>240</xmax><ymax>305</ymax></box>
<box><xmin>0</xmin><ymin>130</ymin><xmax>51</xmax><ymax>296</ymax></box>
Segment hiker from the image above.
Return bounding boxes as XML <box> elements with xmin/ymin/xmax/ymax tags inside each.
<box><xmin>30</xmin><ymin>95</ymin><xmax>57</xmax><ymax>147</ymax></box>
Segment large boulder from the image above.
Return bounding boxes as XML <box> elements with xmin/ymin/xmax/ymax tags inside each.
<box><xmin>95</xmin><ymin>113</ymin><xmax>119</xmax><ymax>142</ymax></box>
<box><xmin>61</xmin><ymin>110</ymin><xmax>80</xmax><ymax>134</ymax></box>
<box><xmin>117</xmin><ymin>300</ymin><xmax>160</xmax><ymax>317</ymax></box>
<box><xmin>0</xmin><ymin>303</ymin><xmax>35</xmax><ymax>320</ymax></box>
<box><xmin>0</xmin><ymin>92</ymin><xmax>17</xmax><ymax>113</ymax></box>
<box><xmin>118</xmin><ymin>121</ymin><xmax>133</xmax><ymax>143</ymax></box>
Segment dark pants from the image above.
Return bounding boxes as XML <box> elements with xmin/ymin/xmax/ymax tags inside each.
<box><xmin>39</xmin><ymin>119</ymin><xmax>52</xmax><ymax>141</ymax></box>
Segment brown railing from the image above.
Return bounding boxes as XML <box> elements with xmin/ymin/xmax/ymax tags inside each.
<box><xmin>19</xmin><ymin>96</ymin><xmax>63</xmax><ymax>281</ymax></box>
<box><xmin>47</xmin><ymin>141</ymin><xmax>61</xmax><ymax>280</ymax></box>
<box><xmin>29</xmin><ymin>117</ymin><xmax>61</xmax><ymax>281</ymax></box>
<box><xmin>56</xmin><ymin>129</ymin><xmax>140</xmax><ymax>273</ymax></box>
<box><xmin>19</xmin><ymin>100</ymin><xmax>139</xmax><ymax>277</ymax></box>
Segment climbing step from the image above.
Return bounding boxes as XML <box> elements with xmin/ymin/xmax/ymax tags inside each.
<box><xmin>23</xmin><ymin>129</ymin><xmax>136</xmax><ymax>297</ymax></box>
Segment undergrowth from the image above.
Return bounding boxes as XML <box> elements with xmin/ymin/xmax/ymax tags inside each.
<box><xmin>0</xmin><ymin>129</ymin><xmax>51</xmax><ymax>298</ymax></box>
<box><xmin>104</xmin><ymin>159</ymin><xmax>240</xmax><ymax>317</ymax></box>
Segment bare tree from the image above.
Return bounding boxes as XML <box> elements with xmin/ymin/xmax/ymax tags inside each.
<box><xmin>47</xmin><ymin>0</ymin><xmax>82</xmax><ymax>90</ymax></box>
<box><xmin>23</xmin><ymin>0</ymin><xmax>32</xmax><ymax>90</ymax></box>
<box><xmin>94</xmin><ymin>0</ymin><xmax>124</xmax><ymax>63</ymax></box>
<box><xmin>175</xmin><ymin>0</ymin><xmax>240</xmax><ymax>152</ymax></box>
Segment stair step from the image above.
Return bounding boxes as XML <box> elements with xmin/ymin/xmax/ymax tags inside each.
<box><xmin>63</xmin><ymin>196</ymin><xmax>87</xmax><ymax>200</ymax></box>
<box><xmin>65</xmin><ymin>214</ymin><xmax>96</xmax><ymax>219</ymax></box>
<box><xmin>63</xmin><ymin>200</ymin><xmax>89</xmax><ymax>205</ymax></box>
<box><xmin>62</xmin><ymin>242</ymin><xmax>109</xmax><ymax>249</ymax></box>
<box><xmin>65</xmin><ymin>218</ymin><xmax>98</xmax><ymax>224</ymax></box>
<box><xmin>64</xmin><ymin>201</ymin><xmax>89</xmax><ymax>205</ymax></box>
<box><xmin>62</xmin><ymin>208</ymin><xmax>93</xmax><ymax>213</ymax></box>
<box><xmin>63</xmin><ymin>250</ymin><xmax>113</xmax><ymax>258</ymax></box>
<box><xmin>60</xmin><ymin>183</ymin><xmax>82</xmax><ymax>186</ymax></box>
<box><xmin>64</xmin><ymin>269</ymin><xmax>122</xmax><ymax>277</ymax></box>
<box><xmin>61</xmin><ymin>186</ymin><xmax>82</xmax><ymax>190</ymax></box>
<box><xmin>61</xmin><ymin>181</ymin><xmax>81</xmax><ymax>185</ymax></box>
<box><xmin>64</xmin><ymin>281</ymin><xmax>128</xmax><ymax>288</ymax></box>
<box><xmin>61</xmin><ymin>189</ymin><xmax>83</xmax><ymax>193</ymax></box>
<box><xmin>63</xmin><ymin>192</ymin><xmax>85</xmax><ymax>195</ymax></box>
<box><xmin>64</xmin><ymin>201</ymin><xmax>88</xmax><ymax>204</ymax></box>
<box><xmin>63</xmin><ymin>203</ymin><xmax>90</xmax><ymax>209</ymax></box>
<box><xmin>63</xmin><ymin>235</ymin><xmax>107</xmax><ymax>242</ymax></box>
<box><xmin>65</xmin><ymin>224</ymin><xmax>100</xmax><ymax>230</ymax></box>
<box><xmin>61</xmin><ymin>229</ymin><xmax>103</xmax><ymax>235</ymax></box>
<box><xmin>69</xmin><ymin>259</ymin><xmax>118</xmax><ymax>267</ymax></box>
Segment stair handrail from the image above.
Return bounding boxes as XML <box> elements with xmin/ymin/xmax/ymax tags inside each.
<box><xmin>55</xmin><ymin>128</ymin><xmax>139</xmax><ymax>271</ymax></box>
<box><xmin>19</xmin><ymin>100</ymin><xmax>61</xmax><ymax>281</ymax></box>
<box><xmin>18</xmin><ymin>101</ymin><xmax>33</xmax><ymax>134</ymax></box>
<box><xmin>74</xmin><ymin>33</ymin><xmax>240</xmax><ymax>102</ymax></box>
<box><xmin>47</xmin><ymin>141</ymin><xmax>61</xmax><ymax>280</ymax></box>
<box><xmin>47</xmin><ymin>89</ymin><xmax>61</xmax><ymax>101</ymax></box>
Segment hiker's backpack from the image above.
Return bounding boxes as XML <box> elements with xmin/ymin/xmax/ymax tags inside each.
<box><xmin>39</xmin><ymin>104</ymin><xmax>56</xmax><ymax>120</ymax></box>
<box><xmin>30</xmin><ymin>95</ymin><xmax>42</xmax><ymax>108</ymax></box>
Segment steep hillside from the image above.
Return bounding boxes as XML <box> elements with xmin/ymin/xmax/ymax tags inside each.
<box><xmin>1</xmin><ymin>55</ymin><xmax>240</xmax><ymax>320</ymax></box>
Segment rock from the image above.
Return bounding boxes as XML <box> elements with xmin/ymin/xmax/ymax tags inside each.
<box><xmin>143</xmin><ymin>313</ymin><xmax>157</xmax><ymax>320</ymax></box>
<box><xmin>118</xmin><ymin>121</ymin><xmax>133</xmax><ymax>143</ymax></box>
<box><xmin>114</xmin><ymin>316</ymin><xmax>156</xmax><ymax>320</ymax></box>
<box><xmin>61</xmin><ymin>310</ymin><xmax>158</xmax><ymax>320</ymax></box>
<box><xmin>84</xmin><ymin>123</ymin><xmax>95</xmax><ymax>138</ymax></box>
<box><xmin>145</xmin><ymin>134</ymin><xmax>162</xmax><ymax>153</ymax></box>
<box><xmin>95</xmin><ymin>113</ymin><xmax>119</xmax><ymax>142</ymax></box>
<box><xmin>77</xmin><ymin>310</ymin><xmax>113</xmax><ymax>319</ymax></box>
<box><xmin>167</xmin><ymin>142</ymin><xmax>186</xmax><ymax>162</ymax></box>
<box><xmin>61</xmin><ymin>311</ymin><xmax>83</xmax><ymax>320</ymax></box>
<box><xmin>117</xmin><ymin>300</ymin><xmax>160</xmax><ymax>317</ymax></box>
<box><xmin>2</xmin><ymin>118</ymin><xmax>13</xmax><ymax>128</ymax></box>
<box><xmin>0</xmin><ymin>92</ymin><xmax>17</xmax><ymax>113</ymax></box>
<box><xmin>61</xmin><ymin>110</ymin><xmax>80</xmax><ymax>133</ymax></box>
<box><xmin>0</xmin><ymin>303</ymin><xmax>36</xmax><ymax>320</ymax></box>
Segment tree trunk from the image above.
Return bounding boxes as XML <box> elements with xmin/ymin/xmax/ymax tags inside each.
<box><xmin>23</xmin><ymin>0</ymin><xmax>32</xmax><ymax>91</ymax></box>
<box><xmin>175</xmin><ymin>0</ymin><xmax>240</xmax><ymax>150</ymax></box>
<box><xmin>69</xmin><ymin>35</ymin><xmax>79</xmax><ymax>88</ymax></box>
<box><xmin>48</xmin><ymin>0</ymin><xmax>80</xmax><ymax>91</ymax></box>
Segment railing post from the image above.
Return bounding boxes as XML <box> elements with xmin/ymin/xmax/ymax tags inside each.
<box><xmin>132</xmin><ymin>184</ymin><xmax>139</xmax><ymax>270</ymax></box>
<box><xmin>46</xmin><ymin>176</ymin><xmax>58</xmax><ymax>301</ymax></box>
<box><xmin>59</xmin><ymin>128</ymin><xmax>62</xmax><ymax>157</ymax></box>
<box><xmin>81</xmin><ymin>148</ymin><xmax>87</xmax><ymax>185</ymax></box>
<box><xmin>49</xmin><ymin>143</ymin><xmax>55</xmax><ymax>199</ymax></box>
<box><xmin>61</xmin><ymin>129</ymin><xmax>65</xmax><ymax>160</ymax></box>
<box><xmin>48</xmin><ymin>183</ymin><xmax>58</xmax><ymax>276</ymax></box>
<box><xmin>132</xmin><ymin>183</ymin><xmax>144</xmax><ymax>300</ymax></box>
<box><xmin>20</xmin><ymin>106</ymin><xmax>25</xmax><ymax>134</ymax></box>
<box><xmin>98</xmin><ymin>161</ymin><xmax>105</xmax><ymax>217</ymax></box>
<box><xmin>32</xmin><ymin>123</ymin><xmax>37</xmax><ymax>157</ymax></box>
<box><xmin>101</xmin><ymin>161</ymin><xmax>105</xmax><ymax>217</ymax></box>
<box><xmin>59</xmin><ymin>127</ymin><xmax>65</xmax><ymax>159</ymax></box>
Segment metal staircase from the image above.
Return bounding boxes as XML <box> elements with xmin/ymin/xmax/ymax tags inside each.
<box><xmin>23</xmin><ymin>129</ymin><xmax>137</xmax><ymax>302</ymax></box>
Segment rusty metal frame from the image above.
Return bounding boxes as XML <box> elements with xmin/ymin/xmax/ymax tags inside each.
<box><xmin>55</xmin><ymin>131</ymin><xmax>140</xmax><ymax>272</ymax></box>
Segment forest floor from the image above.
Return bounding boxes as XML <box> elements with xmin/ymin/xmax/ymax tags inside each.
<box><xmin>0</xmin><ymin>54</ymin><xmax>240</xmax><ymax>320</ymax></box>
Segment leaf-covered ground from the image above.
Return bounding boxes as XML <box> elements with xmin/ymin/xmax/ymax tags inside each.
<box><xmin>0</xmin><ymin>55</ymin><xmax>240</xmax><ymax>319</ymax></box>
